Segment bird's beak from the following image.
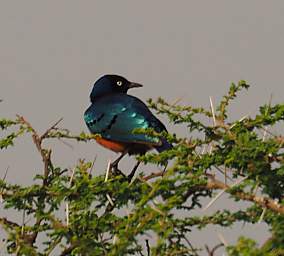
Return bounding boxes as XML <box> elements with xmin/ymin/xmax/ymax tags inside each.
<box><xmin>128</xmin><ymin>82</ymin><xmax>143</xmax><ymax>89</ymax></box>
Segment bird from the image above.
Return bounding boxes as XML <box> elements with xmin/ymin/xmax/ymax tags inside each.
<box><xmin>84</xmin><ymin>74</ymin><xmax>172</xmax><ymax>180</ymax></box>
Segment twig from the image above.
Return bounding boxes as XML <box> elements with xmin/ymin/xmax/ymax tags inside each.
<box><xmin>143</xmin><ymin>171</ymin><xmax>164</xmax><ymax>181</ymax></box>
<box><xmin>46</xmin><ymin>129</ymin><xmax>99</xmax><ymax>142</ymax></box>
<box><xmin>137</xmin><ymin>176</ymin><xmax>153</xmax><ymax>188</ymax></box>
<box><xmin>149</xmin><ymin>203</ymin><xmax>165</xmax><ymax>216</ymax></box>
<box><xmin>57</xmin><ymin>137</ymin><xmax>74</xmax><ymax>149</ymax></box>
<box><xmin>89</xmin><ymin>155</ymin><xmax>97</xmax><ymax>175</ymax></box>
<box><xmin>24</xmin><ymin>217</ymin><xmax>32</xmax><ymax>226</ymax></box>
<box><xmin>0</xmin><ymin>166</ymin><xmax>9</xmax><ymax>203</ymax></box>
<box><xmin>205</xmin><ymin>243</ymin><xmax>223</xmax><ymax>256</ymax></box>
<box><xmin>0</xmin><ymin>217</ymin><xmax>19</xmax><ymax>228</ymax></box>
<box><xmin>98</xmin><ymin>233</ymin><xmax>108</xmax><ymax>255</ymax></box>
<box><xmin>21</xmin><ymin>209</ymin><xmax>26</xmax><ymax>235</ymax></box>
<box><xmin>41</xmin><ymin>117</ymin><xmax>64</xmax><ymax>140</ymax></box>
<box><xmin>45</xmin><ymin>236</ymin><xmax>62</xmax><ymax>255</ymax></box>
<box><xmin>2</xmin><ymin>166</ymin><xmax>9</xmax><ymax>181</ymax></box>
<box><xmin>0</xmin><ymin>217</ymin><xmax>44</xmax><ymax>248</ymax></box>
<box><xmin>213</xmin><ymin>166</ymin><xmax>233</xmax><ymax>182</ymax></box>
<box><xmin>26</xmin><ymin>218</ymin><xmax>43</xmax><ymax>246</ymax></box>
<box><xmin>258</xmin><ymin>126</ymin><xmax>278</xmax><ymax>138</ymax></box>
<box><xmin>66</xmin><ymin>168</ymin><xmax>76</xmax><ymax>226</ymax></box>
<box><xmin>60</xmin><ymin>244</ymin><xmax>77</xmax><ymax>256</ymax></box>
<box><xmin>261</xmin><ymin>93</ymin><xmax>273</xmax><ymax>143</ymax></box>
<box><xmin>180</xmin><ymin>233</ymin><xmax>198</xmax><ymax>256</ymax></box>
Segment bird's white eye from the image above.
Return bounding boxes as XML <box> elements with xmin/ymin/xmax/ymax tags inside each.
<box><xmin>117</xmin><ymin>81</ymin><xmax>123</xmax><ymax>86</ymax></box>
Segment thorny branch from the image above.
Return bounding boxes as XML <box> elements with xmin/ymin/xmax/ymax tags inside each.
<box><xmin>17</xmin><ymin>115</ymin><xmax>56</xmax><ymax>181</ymax></box>
<box><xmin>11</xmin><ymin>116</ymin><xmax>64</xmax><ymax>248</ymax></box>
<box><xmin>0</xmin><ymin>217</ymin><xmax>19</xmax><ymax>229</ymax></box>
<box><xmin>139</xmin><ymin>171</ymin><xmax>284</xmax><ymax>215</ymax></box>
<box><xmin>205</xmin><ymin>175</ymin><xmax>284</xmax><ymax>215</ymax></box>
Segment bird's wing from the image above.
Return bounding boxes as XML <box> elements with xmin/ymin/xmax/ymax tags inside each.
<box><xmin>84</xmin><ymin>94</ymin><xmax>166</xmax><ymax>146</ymax></box>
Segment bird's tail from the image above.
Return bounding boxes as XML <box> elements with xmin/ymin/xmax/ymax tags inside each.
<box><xmin>155</xmin><ymin>138</ymin><xmax>173</xmax><ymax>153</ymax></box>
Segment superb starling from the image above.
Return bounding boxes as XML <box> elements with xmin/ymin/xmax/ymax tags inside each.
<box><xmin>84</xmin><ymin>74</ymin><xmax>172</xmax><ymax>179</ymax></box>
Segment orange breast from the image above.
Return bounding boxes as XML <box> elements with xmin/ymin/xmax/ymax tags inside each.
<box><xmin>96</xmin><ymin>137</ymin><xmax>127</xmax><ymax>152</ymax></box>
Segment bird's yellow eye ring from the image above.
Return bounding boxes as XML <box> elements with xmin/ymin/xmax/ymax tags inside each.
<box><xmin>117</xmin><ymin>81</ymin><xmax>123</xmax><ymax>86</ymax></box>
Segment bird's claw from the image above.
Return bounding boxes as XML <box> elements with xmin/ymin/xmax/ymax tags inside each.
<box><xmin>110</xmin><ymin>163</ymin><xmax>126</xmax><ymax>177</ymax></box>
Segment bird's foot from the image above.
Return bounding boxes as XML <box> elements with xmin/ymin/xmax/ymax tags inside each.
<box><xmin>161</xmin><ymin>161</ymin><xmax>169</xmax><ymax>176</ymax></box>
<box><xmin>109</xmin><ymin>151</ymin><xmax>128</xmax><ymax>177</ymax></box>
<box><xmin>110</xmin><ymin>163</ymin><xmax>126</xmax><ymax>177</ymax></box>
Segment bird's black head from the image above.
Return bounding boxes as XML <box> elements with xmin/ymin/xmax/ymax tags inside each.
<box><xmin>90</xmin><ymin>74</ymin><xmax>143</xmax><ymax>102</ymax></box>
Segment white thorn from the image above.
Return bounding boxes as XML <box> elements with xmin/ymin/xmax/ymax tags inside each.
<box><xmin>258</xmin><ymin>208</ymin><xmax>266</xmax><ymax>224</ymax></box>
<box><xmin>106</xmin><ymin>193</ymin><xmax>114</xmax><ymax>206</ymax></box>
<box><xmin>69</xmin><ymin>168</ymin><xmax>76</xmax><ymax>186</ymax></box>
<box><xmin>229</xmin><ymin>115</ymin><xmax>248</xmax><ymax>129</ymax></box>
<box><xmin>218</xmin><ymin>232</ymin><xmax>228</xmax><ymax>247</ymax></box>
<box><xmin>66</xmin><ymin>203</ymin><xmax>69</xmax><ymax>226</ymax></box>
<box><xmin>209</xmin><ymin>96</ymin><xmax>216</xmax><ymax>126</ymax></box>
<box><xmin>262</xmin><ymin>127</ymin><xmax>268</xmax><ymax>142</ymax></box>
<box><xmin>203</xmin><ymin>176</ymin><xmax>248</xmax><ymax>211</ymax></box>
<box><xmin>203</xmin><ymin>189</ymin><xmax>226</xmax><ymax>211</ymax></box>
<box><xmin>113</xmin><ymin>235</ymin><xmax>119</xmax><ymax>245</ymax></box>
<box><xmin>105</xmin><ymin>159</ymin><xmax>111</xmax><ymax>182</ymax></box>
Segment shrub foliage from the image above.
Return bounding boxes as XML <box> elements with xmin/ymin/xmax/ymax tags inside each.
<box><xmin>0</xmin><ymin>81</ymin><xmax>284</xmax><ymax>255</ymax></box>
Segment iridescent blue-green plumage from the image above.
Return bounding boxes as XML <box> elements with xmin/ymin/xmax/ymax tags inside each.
<box><xmin>84</xmin><ymin>74</ymin><xmax>172</xmax><ymax>155</ymax></box>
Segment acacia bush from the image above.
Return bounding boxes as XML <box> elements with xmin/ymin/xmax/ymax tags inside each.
<box><xmin>0</xmin><ymin>81</ymin><xmax>284</xmax><ymax>255</ymax></box>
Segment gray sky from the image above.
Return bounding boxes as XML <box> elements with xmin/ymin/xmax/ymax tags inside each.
<box><xmin>1</xmin><ymin>1</ymin><xmax>284</xmax><ymax>254</ymax></box>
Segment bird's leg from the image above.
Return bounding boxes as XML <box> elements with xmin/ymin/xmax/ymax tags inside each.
<box><xmin>162</xmin><ymin>161</ymin><xmax>169</xmax><ymax>175</ymax></box>
<box><xmin>128</xmin><ymin>161</ymin><xmax>141</xmax><ymax>181</ymax></box>
<box><xmin>110</xmin><ymin>150</ymin><xmax>128</xmax><ymax>176</ymax></box>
